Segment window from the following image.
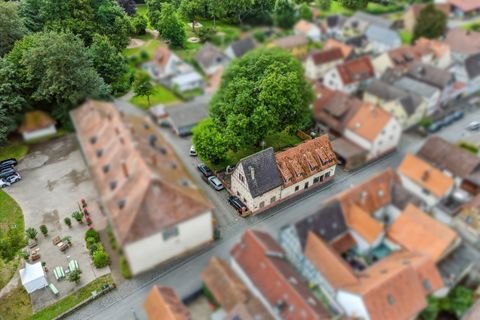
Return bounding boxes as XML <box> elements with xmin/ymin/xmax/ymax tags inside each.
<box><xmin>270</xmin><ymin>196</ymin><xmax>276</xmax><ymax>204</ymax></box>
<box><xmin>96</xmin><ymin>149</ymin><xmax>103</xmax><ymax>158</ymax></box>
<box><xmin>422</xmin><ymin>188</ymin><xmax>430</xmax><ymax>195</ymax></box>
<box><xmin>313</xmin><ymin>177</ymin><xmax>320</xmax><ymax>184</ymax></box>
<box><xmin>259</xmin><ymin>201</ymin><xmax>265</xmax><ymax>208</ymax></box>
<box><xmin>237</xmin><ymin>191</ymin><xmax>240</xmax><ymax>197</ymax></box>
<box><xmin>102</xmin><ymin>164</ymin><xmax>110</xmax><ymax>174</ymax></box>
<box><xmin>117</xmin><ymin>199</ymin><xmax>126</xmax><ymax>209</ymax></box>
<box><xmin>304</xmin><ymin>182</ymin><xmax>309</xmax><ymax>189</ymax></box>
<box><xmin>109</xmin><ymin>180</ymin><xmax>117</xmax><ymax>190</ymax></box>
<box><xmin>295</xmin><ymin>186</ymin><xmax>300</xmax><ymax>192</ymax></box>
<box><xmin>325</xmin><ymin>172</ymin><xmax>331</xmax><ymax>178</ymax></box>
<box><xmin>239</xmin><ymin>174</ymin><xmax>244</xmax><ymax>183</ymax></box>
<box><xmin>90</xmin><ymin>136</ymin><xmax>97</xmax><ymax>145</ymax></box>
<box><xmin>162</xmin><ymin>226</ymin><xmax>179</xmax><ymax>241</ymax></box>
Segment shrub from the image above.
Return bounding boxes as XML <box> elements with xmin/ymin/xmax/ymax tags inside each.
<box><xmin>89</xmin><ymin>243</ymin><xmax>99</xmax><ymax>255</ymax></box>
<box><xmin>253</xmin><ymin>30</ymin><xmax>266</xmax><ymax>43</ymax></box>
<box><xmin>140</xmin><ymin>50</ymin><xmax>149</xmax><ymax>60</ymax></box>
<box><xmin>93</xmin><ymin>249</ymin><xmax>110</xmax><ymax>268</ymax></box>
<box><xmin>68</xmin><ymin>269</ymin><xmax>82</xmax><ymax>284</ymax></box>
<box><xmin>86</xmin><ymin>237</ymin><xmax>97</xmax><ymax>249</ymax></box>
<box><xmin>25</xmin><ymin>227</ymin><xmax>38</xmax><ymax>240</ymax></box>
<box><xmin>120</xmin><ymin>256</ymin><xmax>132</xmax><ymax>279</ymax></box>
<box><xmin>72</xmin><ymin>211</ymin><xmax>84</xmax><ymax>223</ymax></box>
<box><xmin>40</xmin><ymin>224</ymin><xmax>48</xmax><ymax>237</ymax></box>
<box><xmin>458</xmin><ymin>141</ymin><xmax>479</xmax><ymax>155</ymax></box>
<box><xmin>85</xmin><ymin>229</ymin><xmax>100</xmax><ymax>242</ymax></box>
<box><xmin>64</xmin><ymin>217</ymin><xmax>72</xmax><ymax>227</ymax></box>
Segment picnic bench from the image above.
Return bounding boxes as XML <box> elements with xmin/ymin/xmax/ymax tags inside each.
<box><xmin>69</xmin><ymin>260</ymin><xmax>79</xmax><ymax>272</ymax></box>
<box><xmin>53</xmin><ymin>266</ymin><xmax>65</xmax><ymax>280</ymax></box>
<box><xmin>49</xmin><ymin>283</ymin><xmax>59</xmax><ymax>296</ymax></box>
<box><xmin>57</xmin><ymin>241</ymin><xmax>71</xmax><ymax>252</ymax></box>
<box><xmin>31</xmin><ymin>252</ymin><xmax>41</xmax><ymax>261</ymax></box>
<box><xmin>52</xmin><ymin>236</ymin><xmax>61</xmax><ymax>245</ymax></box>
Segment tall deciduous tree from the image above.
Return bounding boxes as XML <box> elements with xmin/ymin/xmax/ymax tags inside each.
<box><xmin>413</xmin><ymin>4</ymin><xmax>447</xmax><ymax>41</ymax></box>
<box><xmin>118</xmin><ymin>0</ymin><xmax>136</xmax><ymax>16</ymax></box>
<box><xmin>339</xmin><ymin>0</ymin><xmax>368</xmax><ymax>10</ymax></box>
<box><xmin>146</xmin><ymin>0</ymin><xmax>169</xmax><ymax>27</ymax></box>
<box><xmin>18</xmin><ymin>0</ymin><xmax>44</xmax><ymax>32</ymax></box>
<box><xmin>157</xmin><ymin>3</ymin><xmax>186</xmax><ymax>48</ymax></box>
<box><xmin>273</xmin><ymin>0</ymin><xmax>296</xmax><ymax>29</ymax></box>
<box><xmin>208</xmin><ymin>48</ymin><xmax>313</xmax><ymax>150</ymax></box>
<box><xmin>132</xmin><ymin>14</ymin><xmax>148</xmax><ymax>35</ymax></box>
<box><xmin>7</xmin><ymin>32</ymin><xmax>110</xmax><ymax>126</ymax></box>
<box><xmin>180</xmin><ymin>0</ymin><xmax>203</xmax><ymax>31</ymax></box>
<box><xmin>0</xmin><ymin>2</ymin><xmax>28</xmax><ymax>57</ymax></box>
<box><xmin>317</xmin><ymin>0</ymin><xmax>331</xmax><ymax>10</ymax></box>
<box><xmin>133</xmin><ymin>72</ymin><xmax>154</xmax><ymax>107</ymax></box>
<box><xmin>192</xmin><ymin>118</ymin><xmax>228</xmax><ymax>164</ymax></box>
<box><xmin>298</xmin><ymin>3</ymin><xmax>313</xmax><ymax>21</ymax></box>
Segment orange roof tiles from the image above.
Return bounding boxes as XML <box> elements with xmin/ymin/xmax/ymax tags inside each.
<box><xmin>71</xmin><ymin>100</ymin><xmax>212</xmax><ymax>245</ymax></box>
<box><xmin>336</xmin><ymin>56</ymin><xmax>374</xmax><ymax>85</ymax></box>
<box><xmin>398</xmin><ymin>153</ymin><xmax>454</xmax><ymax>198</ymax></box>
<box><xmin>346</xmin><ymin>204</ymin><xmax>383</xmax><ymax>244</ymax></box>
<box><xmin>310</xmin><ymin>48</ymin><xmax>344</xmax><ymax>66</ymax></box>
<box><xmin>388</xmin><ymin>204</ymin><xmax>459</xmax><ymax>262</ymax></box>
<box><xmin>304</xmin><ymin>231</ymin><xmax>358</xmax><ymax>288</ymax></box>
<box><xmin>201</xmin><ymin>257</ymin><xmax>249</xmax><ymax>312</ymax></box>
<box><xmin>414</xmin><ymin>38</ymin><xmax>450</xmax><ymax>60</ymax></box>
<box><xmin>346</xmin><ymin>103</ymin><xmax>393</xmax><ymax>142</ymax></box>
<box><xmin>324</xmin><ymin>39</ymin><xmax>353</xmax><ymax>58</ymax></box>
<box><xmin>153</xmin><ymin>46</ymin><xmax>173</xmax><ymax>71</ymax></box>
<box><xmin>19</xmin><ymin>111</ymin><xmax>55</xmax><ymax>133</ymax></box>
<box><xmin>143</xmin><ymin>286</ymin><xmax>191</xmax><ymax>320</ymax></box>
<box><xmin>231</xmin><ymin>230</ymin><xmax>330</xmax><ymax>320</ymax></box>
<box><xmin>275</xmin><ymin>135</ymin><xmax>337</xmax><ymax>187</ymax></box>
<box><xmin>294</xmin><ymin>19</ymin><xmax>317</xmax><ymax>33</ymax></box>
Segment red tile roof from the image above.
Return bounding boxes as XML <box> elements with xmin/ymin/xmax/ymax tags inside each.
<box><xmin>336</xmin><ymin>56</ymin><xmax>374</xmax><ymax>85</ymax></box>
<box><xmin>346</xmin><ymin>103</ymin><xmax>393</xmax><ymax>142</ymax></box>
<box><xmin>231</xmin><ymin>230</ymin><xmax>330</xmax><ymax>320</ymax></box>
<box><xmin>143</xmin><ymin>286</ymin><xmax>191</xmax><ymax>320</ymax></box>
<box><xmin>324</xmin><ymin>39</ymin><xmax>353</xmax><ymax>59</ymax></box>
<box><xmin>449</xmin><ymin>0</ymin><xmax>480</xmax><ymax>12</ymax></box>
<box><xmin>309</xmin><ymin>48</ymin><xmax>344</xmax><ymax>65</ymax></box>
<box><xmin>275</xmin><ymin>135</ymin><xmax>337</xmax><ymax>187</ymax></box>
<box><xmin>71</xmin><ymin>100</ymin><xmax>212</xmax><ymax>245</ymax></box>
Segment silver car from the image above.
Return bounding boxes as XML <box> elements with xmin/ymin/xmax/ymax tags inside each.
<box><xmin>208</xmin><ymin>176</ymin><xmax>224</xmax><ymax>191</ymax></box>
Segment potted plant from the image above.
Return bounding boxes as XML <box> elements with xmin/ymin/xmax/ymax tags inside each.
<box><xmin>86</xmin><ymin>216</ymin><xmax>93</xmax><ymax>226</ymax></box>
<box><xmin>72</xmin><ymin>211</ymin><xmax>84</xmax><ymax>224</ymax></box>
<box><xmin>21</xmin><ymin>249</ymin><xmax>29</xmax><ymax>261</ymax></box>
<box><xmin>25</xmin><ymin>227</ymin><xmax>38</xmax><ymax>240</ymax></box>
<box><xmin>42</xmin><ymin>261</ymin><xmax>48</xmax><ymax>272</ymax></box>
<box><xmin>81</xmin><ymin>199</ymin><xmax>87</xmax><ymax>208</ymax></box>
<box><xmin>40</xmin><ymin>224</ymin><xmax>48</xmax><ymax>237</ymax></box>
<box><xmin>64</xmin><ymin>217</ymin><xmax>72</xmax><ymax>228</ymax></box>
<box><xmin>83</xmin><ymin>208</ymin><xmax>89</xmax><ymax>217</ymax></box>
<box><xmin>63</xmin><ymin>236</ymin><xmax>72</xmax><ymax>246</ymax></box>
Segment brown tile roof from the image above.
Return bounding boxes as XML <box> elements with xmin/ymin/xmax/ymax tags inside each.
<box><xmin>153</xmin><ymin>45</ymin><xmax>172</xmax><ymax>72</ymax></box>
<box><xmin>398</xmin><ymin>153</ymin><xmax>454</xmax><ymax>198</ymax></box>
<box><xmin>304</xmin><ymin>231</ymin><xmax>358</xmax><ymax>288</ymax></box>
<box><xmin>388</xmin><ymin>204</ymin><xmax>459</xmax><ymax>262</ymax></box>
<box><xmin>272</xmin><ymin>34</ymin><xmax>308</xmax><ymax>49</ymax></box>
<box><xmin>231</xmin><ymin>230</ymin><xmax>330</xmax><ymax>320</ymax></box>
<box><xmin>18</xmin><ymin>111</ymin><xmax>55</xmax><ymax>133</ymax></box>
<box><xmin>275</xmin><ymin>135</ymin><xmax>337</xmax><ymax>187</ymax></box>
<box><xmin>346</xmin><ymin>204</ymin><xmax>383</xmax><ymax>244</ymax></box>
<box><xmin>341</xmin><ymin>252</ymin><xmax>434</xmax><ymax>320</ymax></box>
<box><xmin>71</xmin><ymin>100</ymin><xmax>212</xmax><ymax>245</ymax></box>
<box><xmin>414</xmin><ymin>37</ymin><xmax>450</xmax><ymax>60</ymax></box>
<box><xmin>227</xmin><ymin>300</ymin><xmax>274</xmax><ymax>320</ymax></box>
<box><xmin>444</xmin><ymin>28</ymin><xmax>480</xmax><ymax>55</ymax></box>
<box><xmin>449</xmin><ymin>0</ymin><xmax>480</xmax><ymax>12</ymax></box>
<box><xmin>417</xmin><ymin>136</ymin><xmax>480</xmax><ymax>179</ymax></box>
<box><xmin>309</xmin><ymin>48</ymin><xmax>344</xmax><ymax>66</ymax></box>
<box><xmin>294</xmin><ymin>19</ymin><xmax>318</xmax><ymax>33</ymax></box>
<box><xmin>345</xmin><ymin>103</ymin><xmax>393</xmax><ymax>142</ymax></box>
<box><xmin>201</xmin><ymin>257</ymin><xmax>249</xmax><ymax>312</ymax></box>
<box><xmin>387</xmin><ymin>46</ymin><xmax>423</xmax><ymax>69</ymax></box>
<box><xmin>324</xmin><ymin>39</ymin><xmax>353</xmax><ymax>58</ymax></box>
<box><xmin>336</xmin><ymin>56</ymin><xmax>374</xmax><ymax>85</ymax></box>
<box><xmin>143</xmin><ymin>286</ymin><xmax>192</xmax><ymax>320</ymax></box>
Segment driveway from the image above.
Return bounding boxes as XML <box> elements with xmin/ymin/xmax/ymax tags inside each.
<box><xmin>4</xmin><ymin>135</ymin><xmax>110</xmax><ymax>311</ymax></box>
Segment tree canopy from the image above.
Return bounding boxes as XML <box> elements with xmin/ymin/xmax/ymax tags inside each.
<box><xmin>298</xmin><ymin>3</ymin><xmax>313</xmax><ymax>21</ymax></box>
<box><xmin>205</xmin><ymin>48</ymin><xmax>313</xmax><ymax>152</ymax></box>
<box><xmin>273</xmin><ymin>0</ymin><xmax>297</xmax><ymax>29</ymax></box>
<box><xmin>118</xmin><ymin>0</ymin><xmax>137</xmax><ymax>16</ymax></box>
<box><xmin>133</xmin><ymin>72</ymin><xmax>154</xmax><ymax>107</ymax></box>
<box><xmin>180</xmin><ymin>0</ymin><xmax>203</xmax><ymax>31</ymax></box>
<box><xmin>413</xmin><ymin>4</ymin><xmax>447</xmax><ymax>41</ymax></box>
<box><xmin>192</xmin><ymin>118</ymin><xmax>229</xmax><ymax>164</ymax></box>
<box><xmin>339</xmin><ymin>0</ymin><xmax>368</xmax><ymax>10</ymax></box>
<box><xmin>0</xmin><ymin>2</ymin><xmax>28</xmax><ymax>57</ymax></box>
<box><xmin>156</xmin><ymin>3</ymin><xmax>186</xmax><ymax>48</ymax></box>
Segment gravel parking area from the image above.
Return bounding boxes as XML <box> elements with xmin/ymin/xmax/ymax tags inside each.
<box><xmin>4</xmin><ymin>135</ymin><xmax>110</xmax><ymax>311</ymax></box>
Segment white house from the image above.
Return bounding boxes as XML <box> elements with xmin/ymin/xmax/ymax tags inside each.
<box><xmin>196</xmin><ymin>42</ymin><xmax>229</xmax><ymax>75</ymax></box>
<box><xmin>344</xmin><ymin>104</ymin><xmax>402</xmax><ymax>161</ymax></box>
<box><xmin>323</xmin><ymin>56</ymin><xmax>375</xmax><ymax>94</ymax></box>
<box><xmin>294</xmin><ymin>19</ymin><xmax>322</xmax><ymax>42</ymax></box>
<box><xmin>171</xmin><ymin>72</ymin><xmax>204</xmax><ymax>93</ymax></box>
<box><xmin>71</xmin><ymin>100</ymin><xmax>214</xmax><ymax>276</ymax></box>
<box><xmin>451</xmin><ymin>52</ymin><xmax>480</xmax><ymax>95</ymax></box>
<box><xmin>304</xmin><ymin>48</ymin><xmax>344</xmax><ymax>80</ymax></box>
<box><xmin>392</xmin><ymin>76</ymin><xmax>441</xmax><ymax>116</ymax></box>
<box><xmin>18</xmin><ymin>111</ymin><xmax>56</xmax><ymax>142</ymax></box>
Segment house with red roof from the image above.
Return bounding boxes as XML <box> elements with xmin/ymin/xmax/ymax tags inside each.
<box><xmin>449</xmin><ymin>0</ymin><xmax>480</xmax><ymax>17</ymax></box>
<box><xmin>304</xmin><ymin>48</ymin><xmax>344</xmax><ymax>80</ymax></box>
<box><xmin>323</xmin><ymin>56</ymin><xmax>375</xmax><ymax>94</ymax></box>
<box><xmin>294</xmin><ymin>19</ymin><xmax>322</xmax><ymax>42</ymax></box>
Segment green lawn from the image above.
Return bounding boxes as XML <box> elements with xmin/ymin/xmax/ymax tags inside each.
<box><xmin>129</xmin><ymin>84</ymin><xmax>179</xmax><ymax>109</ymax></box>
<box><xmin>365</xmin><ymin>2</ymin><xmax>405</xmax><ymax>15</ymax></box>
<box><xmin>0</xmin><ymin>285</ymin><xmax>32</xmax><ymax>320</ymax></box>
<box><xmin>400</xmin><ymin>30</ymin><xmax>413</xmax><ymax>44</ymax></box>
<box><xmin>0</xmin><ymin>190</ymin><xmax>24</xmax><ymax>289</ymax></box>
<box><xmin>317</xmin><ymin>1</ymin><xmax>353</xmax><ymax>18</ymax></box>
<box><xmin>0</xmin><ymin>143</ymin><xmax>29</xmax><ymax>161</ymax></box>
<box><xmin>464</xmin><ymin>22</ymin><xmax>480</xmax><ymax>32</ymax></box>
<box><xmin>123</xmin><ymin>38</ymin><xmax>161</xmax><ymax>61</ymax></box>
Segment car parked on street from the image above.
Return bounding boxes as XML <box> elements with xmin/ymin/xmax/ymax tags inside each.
<box><xmin>427</xmin><ymin>122</ymin><xmax>442</xmax><ymax>133</ymax></box>
<box><xmin>467</xmin><ymin>121</ymin><xmax>480</xmax><ymax>131</ymax></box>
<box><xmin>197</xmin><ymin>163</ymin><xmax>213</xmax><ymax>178</ymax></box>
<box><xmin>0</xmin><ymin>178</ymin><xmax>11</xmax><ymax>188</ymax></box>
<box><xmin>208</xmin><ymin>176</ymin><xmax>224</xmax><ymax>191</ymax></box>
<box><xmin>0</xmin><ymin>167</ymin><xmax>17</xmax><ymax>179</ymax></box>
<box><xmin>228</xmin><ymin>196</ymin><xmax>248</xmax><ymax>214</ymax></box>
<box><xmin>189</xmin><ymin>145</ymin><xmax>197</xmax><ymax>157</ymax></box>
<box><xmin>0</xmin><ymin>158</ymin><xmax>17</xmax><ymax>170</ymax></box>
<box><xmin>5</xmin><ymin>173</ymin><xmax>21</xmax><ymax>184</ymax></box>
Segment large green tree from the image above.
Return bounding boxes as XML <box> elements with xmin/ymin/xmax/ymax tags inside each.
<box><xmin>207</xmin><ymin>48</ymin><xmax>313</xmax><ymax>151</ymax></box>
<box><xmin>273</xmin><ymin>0</ymin><xmax>296</xmax><ymax>29</ymax></box>
<box><xmin>339</xmin><ymin>0</ymin><xmax>368</xmax><ymax>10</ymax></box>
<box><xmin>192</xmin><ymin>118</ymin><xmax>228</xmax><ymax>164</ymax></box>
<box><xmin>0</xmin><ymin>2</ymin><xmax>28</xmax><ymax>57</ymax></box>
<box><xmin>298</xmin><ymin>3</ymin><xmax>313</xmax><ymax>21</ymax></box>
<box><xmin>157</xmin><ymin>3</ymin><xmax>186</xmax><ymax>48</ymax></box>
<box><xmin>7</xmin><ymin>32</ymin><xmax>110</xmax><ymax>126</ymax></box>
<box><xmin>413</xmin><ymin>4</ymin><xmax>447</xmax><ymax>41</ymax></box>
<box><xmin>146</xmin><ymin>0</ymin><xmax>169</xmax><ymax>27</ymax></box>
<box><xmin>180</xmin><ymin>0</ymin><xmax>203</xmax><ymax>31</ymax></box>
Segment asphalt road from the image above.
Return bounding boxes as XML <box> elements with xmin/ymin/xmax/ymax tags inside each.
<box><xmin>68</xmin><ymin>105</ymin><xmax>480</xmax><ymax>320</ymax></box>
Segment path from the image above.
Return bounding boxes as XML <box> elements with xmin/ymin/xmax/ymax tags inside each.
<box><xmin>0</xmin><ymin>271</ymin><xmax>20</xmax><ymax>299</ymax></box>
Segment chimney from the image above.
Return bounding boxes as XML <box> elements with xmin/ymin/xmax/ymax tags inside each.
<box><xmin>121</xmin><ymin>162</ymin><xmax>129</xmax><ymax>178</ymax></box>
<box><xmin>421</xmin><ymin>169</ymin><xmax>431</xmax><ymax>182</ymax></box>
<box><xmin>249</xmin><ymin>166</ymin><xmax>255</xmax><ymax>180</ymax></box>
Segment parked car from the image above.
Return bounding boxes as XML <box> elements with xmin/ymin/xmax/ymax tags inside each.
<box><xmin>189</xmin><ymin>145</ymin><xmax>197</xmax><ymax>157</ymax></box>
<box><xmin>228</xmin><ymin>196</ymin><xmax>247</xmax><ymax>213</ymax></box>
<box><xmin>0</xmin><ymin>168</ymin><xmax>17</xmax><ymax>179</ymax></box>
<box><xmin>427</xmin><ymin>122</ymin><xmax>442</xmax><ymax>133</ymax></box>
<box><xmin>0</xmin><ymin>178</ymin><xmax>11</xmax><ymax>188</ymax></box>
<box><xmin>451</xmin><ymin>111</ymin><xmax>464</xmax><ymax>121</ymax></box>
<box><xmin>208</xmin><ymin>176</ymin><xmax>224</xmax><ymax>191</ymax></box>
<box><xmin>467</xmin><ymin>121</ymin><xmax>480</xmax><ymax>131</ymax></box>
<box><xmin>0</xmin><ymin>158</ymin><xmax>17</xmax><ymax>170</ymax></box>
<box><xmin>197</xmin><ymin>163</ymin><xmax>213</xmax><ymax>178</ymax></box>
<box><xmin>5</xmin><ymin>173</ymin><xmax>21</xmax><ymax>184</ymax></box>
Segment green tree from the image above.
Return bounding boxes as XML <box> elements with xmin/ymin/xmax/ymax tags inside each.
<box><xmin>274</xmin><ymin>0</ymin><xmax>296</xmax><ymax>29</ymax></box>
<box><xmin>25</xmin><ymin>227</ymin><xmax>38</xmax><ymax>240</ymax></box>
<box><xmin>317</xmin><ymin>0</ymin><xmax>331</xmax><ymax>10</ymax></box>
<box><xmin>413</xmin><ymin>4</ymin><xmax>447</xmax><ymax>41</ymax></box>
<box><xmin>449</xmin><ymin>286</ymin><xmax>473</xmax><ymax>317</ymax></box>
<box><xmin>93</xmin><ymin>249</ymin><xmax>110</xmax><ymax>268</ymax></box>
<box><xmin>40</xmin><ymin>224</ymin><xmax>48</xmax><ymax>237</ymax></box>
<box><xmin>208</xmin><ymin>48</ymin><xmax>313</xmax><ymax>151</ymax></box>
<box><xmin>7</xmin><ymin>32</ymin><xmax>110</xmax><ymax>126</ymax></box>
<box><xmin>146</xmin><ymin>0</ymin><xmax>169</xmax><ymax>27</ymax></box>
<box><xmin>133</xmin><ymin>72</ymin><xmax>154</xmax><ymax>107</ymax></box>
<box><xmin>68</xmin><ymin>269</ymin><xmax>82</xmax><ymax>284</ymax></box>
<box><xmin>180</xmin><ymin>0</ymin><xmax>203</xmax><ymax>31</ymax></box>
<box><xmin>192</xmin><ymin>118</ymin><xmax>229</xmax><ymax>164</ymax></box>
<box><xmin>0</xmin><ymin>227</ymin><xmax>26</xmax><ymax>262</ymax></box>
<box><xmin>298</xmin><ymin>3</ymin><xmax>313</xmax><ymax>21</ymax></box>
<box><xmin>72</xmin><ymin>211</ymin><xmax>84</xmax><ymax>223</ymax></box>
<box><xmin>88</xmin><ymin>34</ymin><xmax>129</xmax><ymax>95</ymax></box>
<box><xmin>205</xmin><ymin>0</ymin><xmax>226</xmax><ymax>27</ymax></box>
<box><xmin>0</xmin><ymin>2</ymin><xmax>28</xmax><ymax>57</ymax></box>
<box><xmin>118</xmin><ymin>0</ymin><xmax>136</xmax><ymax>16</ymax></box>
<box><xmin>18</xmin><ymin>0</ymin><xmax>44</xmax><ymax>32</ymax></box>
<box><xmin>339</xmin><ymin>0</ymin><xmax>368</xmax><ymax>10</ymax></box>
<box><xmin>64</xmin><ymin>217</ymin><xmax>72</xmax><ymax>228</ymax></box>
<box><xmin>132</xmin><ymin>14</ymin><xmax>148</xmax><ymax>35</ymax></box>
<box><xmin>156</xmin><ymin>3</ymin><xmax>186</xmax><ymax>48</ymax></box>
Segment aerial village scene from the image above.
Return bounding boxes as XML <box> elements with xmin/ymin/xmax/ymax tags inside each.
<box><xmin>1</xmin><ymin>0</ymin><xmax>480</xmax><ymax>319</ymax></box>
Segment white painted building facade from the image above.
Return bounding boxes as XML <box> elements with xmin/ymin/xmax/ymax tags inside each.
<box><xmin>398</xmin><ymin>174</ymin><xmax>453</xmax><ymax>208</ymax></box>
<box><xmin>323</xmin><ymin>68</ymin><xmax>359</xmax><ymax>94</ymax></box>
<box><xmin>304</xmin><ymin>56</ymin><xmax>343</xmax><ymax>80</ymax></box>
<box><xmin>21</xmin><ymin>125</ymin><xmax>57</xmax><ymax>142</ymax></box>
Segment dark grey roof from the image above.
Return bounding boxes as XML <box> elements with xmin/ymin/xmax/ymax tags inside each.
<box><xmin>398</xmin><ymin>94</ymin><xmax>423</xmax><ymax>116</ymax></box>
<box><xmin>294</xmin><ymin>200</ymin><xmax>348</xmax><ymax>249</ymax></box>
<box><xmin>195</xmin><ymin>42</ymin><xmax>228</xmax><ymax>70</ymax></box>
<box><xmin>438</xmin><ymin>242</ymin><xmax>475</xmax><ymax>288</ymax></box>
<box><xmin>346</xmin><ymin>35</ymin><xmax>369</xmax><ymax>48</ymax></box>
<box><xmin>391</xmin><ymin>182</ymin><xmax>423</xmax><ymax>210</ymax></box>
<box><xmin>406</xmin><ymin>62</ymin><xmax>454</xmax><ymax>89</ymax></box>
<box><xmin>393</xmin><ymin>77</ymin><xmax>439</xmax><ymax>98</ymax></box>
<box><xmin>465</xmin><ymin>52</ymin><xmax>480</xmax><ymax>79</ymax></box>
<box><xmin>326</xmin><ymin>15</ymin><xmax>346</xmax><ymax>28</ymax></box>
<box><xmin>417</xmin><ymin>136</ymin><xmax>480</xmax><ymax>178</ymax></box>
<box><xmin>239</xmin><ymin>148</ymin><xmax>283</xmax><ymax>198</ymax></box>
<box><xmin>365</xmin><ymin>25</ymin><xmax>401</xmax><ymax>47</ymax></box>
<box><xmin>351</xmin><ymin>12</ymin><xmax>393</xmax><ymax>29</ymax></box>
<box><xmin>229</xmin><ymin>37</ymin><xmax>256</xmax><ymax>58</ymax></box>
<box><xmin>365</xmin><ymin>79</ymin><xmax>407</xmax><ymax>101</ymax></box>
<box><xmin>168</xmin><ymin>94</ymin><xmax>211</xmax><ymax>132</ymax></box>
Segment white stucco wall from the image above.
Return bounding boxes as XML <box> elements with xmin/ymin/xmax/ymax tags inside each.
<box><xmin>124</xmin><ymin>211</ymin><xmax>213</xmax><ymax>275</ymax></box>
<box><xmin>280</xmin><ymin>166</ymin><xmax>336</xmax><ymax>199</ymax></box>
<box><xmin>22</xmin><ymin>125</ymin><xmax>56</xmax><ymax>142</ymax></box>
<box><xmin>323</xmin><ymin>68</ymin><xmax>343</xmax><ymax>91</ymax></box>
<box><xmin>304</xmin><ymin>58</ymin><xmax>342</xmax><ymax>80</ymax></box>
<box><xmin>398</xmin><ymin>174</ymin><xmax>444</xmax><ymax>208</ymax></box>
<box><xmin>337</xmin><ymin>291</ymin><xmax>370</xmax><ymax>320</ymax></box>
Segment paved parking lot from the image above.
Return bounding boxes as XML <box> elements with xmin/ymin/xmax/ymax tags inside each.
<box><xmin>4</xmin><ymin>135</ymin><xmax>110</xmax><ymax>311</ymax></box>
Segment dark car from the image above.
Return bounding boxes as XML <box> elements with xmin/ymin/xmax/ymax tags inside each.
<box><xmin>197</xmin><ymin>163</ymin><xmax>213</xmax><ymax>178</ymax></box>
<box><xmin>0</xmin><ymin>158</ymin><xmax>17</xmax><ymax>170</ymax></box>
<box><xmin>427</xmin><ymin>122</ymin><xmax>442</xmax><ymax>133</ymax></box>
<box><xmin>228</xmin><ymin>196</ymin><xmax>248</xmax><ymax>214</ymax></box>
<box><xmin>451</xmin><ymin>111</ymin><xmax>464</xmax><ymax>121</ymax></box>
<box><xmin>0</xmin><ymin>168</ymin><xmax>17</xmax><ymax>179</ymax></box>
